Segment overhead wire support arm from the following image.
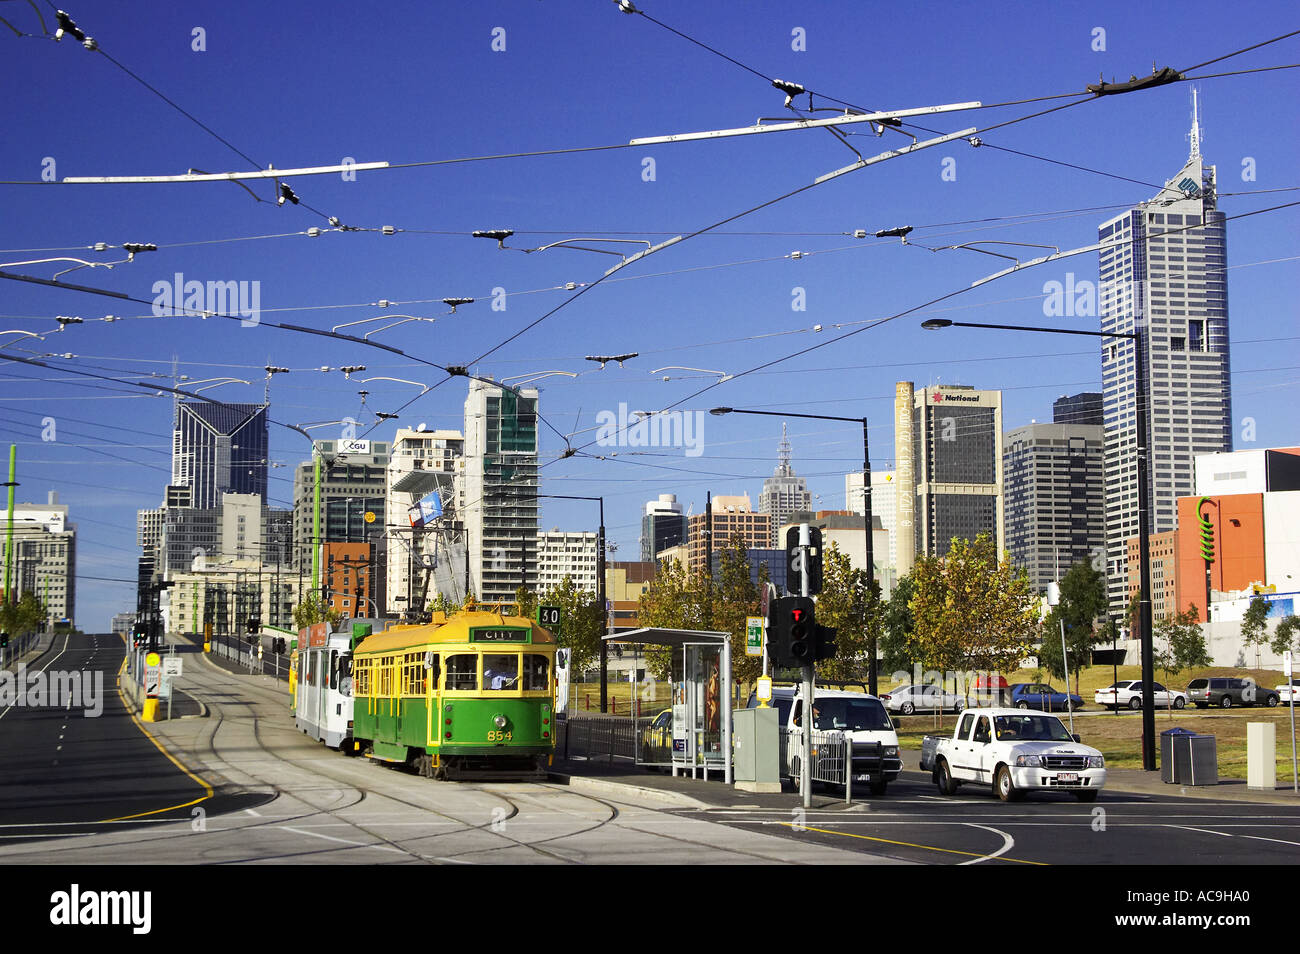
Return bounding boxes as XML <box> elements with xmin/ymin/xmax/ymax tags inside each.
<box><xmin>629</xmin><ymin>101</ymin><xmax>982</xmax><ymax>146</ymax></box>
<box><xmin>61</xmin><ymin>161</ymin><xmax>390</xmax><ymax>184</ymax></box>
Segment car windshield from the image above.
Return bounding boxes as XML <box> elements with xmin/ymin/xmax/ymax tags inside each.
<box><xmin>994</xmin><ymin>714</ymin><xmax>1074</xmax><ymax>742</ymax></box>
<box><xmin>812</xmin><ymin>698</ymin><xmax>892</xmax><ymax>731</ymax></box>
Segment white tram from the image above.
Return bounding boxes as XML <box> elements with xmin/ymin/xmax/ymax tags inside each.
<box><xmin>294</xmin><ymin>621</ymin><xmax>360</xmax><ymax>749</ymax></box>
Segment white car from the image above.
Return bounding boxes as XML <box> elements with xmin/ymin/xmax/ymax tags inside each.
<box><xmin>1276</xmin><ymin>679</ymin><xmax>1300</xmax><ymax>704</ymax></box>
<box><xmin>1094</xmin><ymin>679</ymin><xmax>1187</xmax><ymax>710</ymax></box>
<box><xmin>880</xmin><ymin>683</ymin><xmax>966</xmax><ymax>715</ymax></box>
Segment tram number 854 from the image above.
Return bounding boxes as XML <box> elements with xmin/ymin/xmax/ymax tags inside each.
<box><xmin>487</xmin><ymin>730</ymin><xmax>513</xmax><ymax>742</ymax></box>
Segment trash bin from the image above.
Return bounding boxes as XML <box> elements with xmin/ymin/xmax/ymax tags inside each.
<box><xmin>1160</xmin><ymin>727</ymin><xmax>1197</xmax><ymax>783</ymax></box>
<box><xmin>1187</xmin><ymin>734</ymin><xmax>1218</xmax><ymax>786</ymax></box>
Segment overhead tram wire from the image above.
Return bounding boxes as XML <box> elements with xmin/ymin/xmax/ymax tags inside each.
<box><xmin>626</xmin><ymin>6</ymin><xmax>1300</xmax><ymax>192</ymax></box>
<box><xmin>552</xmin><ymin>198</ymin><xmax>1300</xmax><ymax>463</ymax></box>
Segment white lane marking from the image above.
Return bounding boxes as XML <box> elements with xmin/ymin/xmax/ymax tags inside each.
<box><xmin>957</xmin><ymin>824</ymin><xmax>1015</xmax><ymax>864</ymax></box>
<box><xmin>0</xmin><ymin>634</ymin><xmax>70</xmax><ymax>722</ymax></box>
<box><xmin>277</xmin><ymin>825</ymin><xmax>405</xmax><ymax>853</ymax></box>
<box><xmin>244</xmin><ymin>808</ymin><xmax>261</xmax><ymax>817</ymax></box>
<box><xmin>1237</xmin><ymin>832</ymin><xmax>1300</xmax><ymax>848</ymax></box>
<box><xmin>1169</xmin><ymin>825</ymin><xmax>1234</xmax><ymax>837</ymax></box>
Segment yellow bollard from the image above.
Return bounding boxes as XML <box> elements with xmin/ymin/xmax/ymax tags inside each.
<box><xmin>142</xmin><ymin>698</ymin><xmax>159</xmax><ymax>722</ymax></box>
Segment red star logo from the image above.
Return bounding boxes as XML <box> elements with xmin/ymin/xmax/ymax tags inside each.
<box><xmin>933</xmin><ymin>393</ymin><xmax>944</xmax><ymax>402</ymax></box>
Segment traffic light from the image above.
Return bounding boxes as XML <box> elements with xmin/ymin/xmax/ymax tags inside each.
<box><xmin>0</xmin><ymin>632</ymin><xmax>9</xmax><ymax>649</ymax></box>
<box><xmin>132</xmin><ymin>621</ymin><xmax>147</xmax><ymax>649</ymax></box>
<box><xmin>767</xmin><ymin>596</ymin><xmax>837</xmax><ymax>666</ymax></box>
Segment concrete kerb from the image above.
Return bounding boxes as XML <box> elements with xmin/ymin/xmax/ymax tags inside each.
<box><xmin>547</xmin><ymin>771</ymin><xmax>712</xmax><ymax>809</ymax></box>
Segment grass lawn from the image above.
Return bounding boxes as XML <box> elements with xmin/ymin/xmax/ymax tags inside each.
<box><xmin>889</xmin><ymin>663</ymin><xmax>1300</xmax><ymax>781</ymax></box>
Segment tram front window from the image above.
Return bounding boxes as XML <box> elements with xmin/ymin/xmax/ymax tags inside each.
<box><xmin>483</xmin><ymin>654</ymin><xmax>519</xmax><ymax>690</ymax></box>
<box><xmin>337</xmin><ymin>653</ymin><xmax>353</xmax><ymax>697</ymax></box>
<box><xmin>445</xmin><ymin>654</ymin><xmax>478</xmax><ymax>691</ymax></box>
<box><xmin>523</xmin><ymin>654</ymin><xmax>549</xmax><ymax>691</ymax></box>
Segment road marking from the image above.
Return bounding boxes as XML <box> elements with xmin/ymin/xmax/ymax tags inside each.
<box><xmin>278</xmin><ymin>825</ymin><xmax>405</xmax><ymax>853</ymax></box>
<box><xmin>1236</xmin><ymin>832</ymin><xmax>1300</xmax><ymax>848</ymax></box>
<box><xmin>781</xmin><ymin>823</ymin><xmax>1047</xmax><ymax>864</ymax></box>
<box><xmin>100</xmin><ymin>640</ymin><xmax>213</xmax><ymax>823</ymax></box>
<box><xmin>245</xmin><ymin>808</ymin><xmax>262</xmax><ymax>817</ymax></box>
<box><xmin>957</xmin><ymin>824</ymin><xmax>1015</xmax><ymax>864</ymax></box>
<box><xmin>1169</xmin><ymin>825</ymin><xmax>1233</xmax><ymax>837</ymax></box>
<box><xmin>0</xmin><ymin>634</ymin><xmax>70</xmax><ymax>723</ymax></box>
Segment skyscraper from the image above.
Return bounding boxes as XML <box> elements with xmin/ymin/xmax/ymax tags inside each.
<box><xmin>639</xmin><ymin>493</ymin><xmax>688</xmax><ymax>562</ymax></box>
<box><xmin>172</xmin><ymin>401</ymin><xmax>269</xmax><ymax>507</ymax></box>
<box><xmin>1003</xmin><ymin>420</ymin><xmax>1105</xmax><ymax>592</ymax></box>
<box><xmin>462</xmin><ymin>380</ymin><xmax>539</xmax><ymax>602</ymax></box>
<box><xmin>758</xmin><ymin>424</ymin><xmax>812</xmax><ymax>547</ymax></box>
<box><xmin>909</xmin><ymin>383</ymin><xmax>1004</xmax><ymax>558</ymax></box>
<box><xmin>1098</xmin><ymin>93</ymin><xmax>1231</xmax><ymax>611</ymax></box>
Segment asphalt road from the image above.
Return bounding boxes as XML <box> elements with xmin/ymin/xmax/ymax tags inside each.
<box><xmin>672</xmin><ymin>771</ymin><xmax>1300</xmax><ymax>865</ymax></box>
<box><xmin>0</xmin><ymin>633</ymin><xmax>262</xmax><ymax>842</ymax></box>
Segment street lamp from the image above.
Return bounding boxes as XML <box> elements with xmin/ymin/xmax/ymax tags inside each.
<box><xmin>922</xmin><ymin>316</ymin><xmax>1157</xmax><ymax>771</ymax></box>
<box><xmin>518</xmin><ymin>490</ymin><xmax>608</xmax><ymax>712</ymax></box>
<box><xmin>710</xmin><ymin>406</ymin><xmax>878</xmax><ymax>694</ymax></box>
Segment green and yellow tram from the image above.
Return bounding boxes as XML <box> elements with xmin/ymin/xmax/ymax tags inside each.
<box><xmin>351</xmin><ymin>603</ymin><xmax>557</xmax><ymax>780</ymax></box>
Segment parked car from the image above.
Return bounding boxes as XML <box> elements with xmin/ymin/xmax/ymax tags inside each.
<box><xmin>1187</xmin><ymin>677</ymin><xmax>1280</xmax><ymax>708</ymax></box>
<box><xmin>1277</xmin><ymin>679</ymin><xmax>1300</xmax><ymax>704</ymax></box>
<box><xmin>880</xmin><ymin>683</ymin><xmax>966</xmax><ymax>715</ymax></box>
<box><xmin>1094</xmin><ymin>679</ymin><xmax>1187</xmax><ymax>710</ymax></box>
<box><xmin>1008</xmin><ymin>683</ymin><xmax>1084</xmax><ymax>712</ymax></box>
<box><xmin>640</xmin><ymin>708</ymin><xmax>673</xmax><ymax>762</ymax></box>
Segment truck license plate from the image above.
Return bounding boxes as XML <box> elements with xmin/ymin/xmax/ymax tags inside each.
<box><xmin>855</xmin><ymin>774</ymin><xmax>871</xmax><ymax>782</ymax></box>
<box><xmin>1057</xmin><ymin>772</ymin><xmax>1078</xmax><ymax>782</ymax></box>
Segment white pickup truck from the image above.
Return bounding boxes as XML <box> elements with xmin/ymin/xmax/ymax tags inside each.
<box><xmin>919</xmin><ymin>707</ymin><xmax>1106</xmax><ymax>802</ymax></box>
<box><xmin>784</xmin><ymin>689</ymin><xmax>902</xmax><ymax>796</ymax></box>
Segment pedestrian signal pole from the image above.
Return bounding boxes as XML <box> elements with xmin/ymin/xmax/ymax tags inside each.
<box><xmin>800</xmin><ymin>522</ymin><xmax>813</xmax><ymax>809</ymax></box>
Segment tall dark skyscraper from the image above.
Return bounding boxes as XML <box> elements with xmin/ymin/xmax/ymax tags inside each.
<box><xmin>1098</xmin><ymin>93</ymin><xmax>1232</xmax><ymax>610</ymax></box>
<box><xmin>1053</xmin><ymin>392</ymin><xmax>1103</xmax><ymax>426</ymax></box>
<box><xmin>172</xmin><ymin>402</ymin><xmax>269</xmax><ymax>507</ymax></box>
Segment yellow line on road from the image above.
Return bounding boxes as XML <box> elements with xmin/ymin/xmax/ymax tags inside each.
<box><xmin>102</xmin><ymin>636</ymin><xmax>214</xmax><ymax>823</ymax></box>
<box><xmin>783</xmin><ymin>823</ymin><xmax>1049</xmax><ymax>865</ymax></box>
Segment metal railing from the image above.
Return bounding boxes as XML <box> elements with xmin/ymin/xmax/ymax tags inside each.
<box><xmin>0</xmin><ymin>629</ymin><xmax>42</xmax><ymax>669</ymax></box>
<box><xmin>208</xmin><ymin>632</ymin><xmax>292</xmax><ymax>682</ymax></box>
<box><xmin>556</xmin><ymin>714</ymin><xmax>641</xmax><ymax>764</ymax></box>
<box><xmin>781</xmin><ymin>727</ymin><xmax>856</xmax><ymax>803</ymax></box>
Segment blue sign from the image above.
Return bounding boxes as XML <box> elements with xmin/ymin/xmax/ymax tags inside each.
<box><xmin>407</xmin><ymin>492</ymin><xmax>443</xmax><ymax>528</ymax></box>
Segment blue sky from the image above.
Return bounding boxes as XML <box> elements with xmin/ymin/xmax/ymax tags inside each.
<box><xmin>2</xmin><ymin>0</ymin><xmax>1297</xmax><ymax>630</ymax></box>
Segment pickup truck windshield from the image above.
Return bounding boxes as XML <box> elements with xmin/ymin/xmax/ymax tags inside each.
<box><xmin>993</xmin><ymin>714</ymin><xmax>1073</xmax><ymax>742</ymax></box>
<box><xmin>813</xmin><ymin>698</ymin><xmax>892</xmax><ymax>732</ymax></box>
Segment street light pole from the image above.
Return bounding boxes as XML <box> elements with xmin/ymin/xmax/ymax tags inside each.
<box><xmin>921</xmin><ymin>317</ymin><xmax>1157</xmax><ymax>771</ymax></box>
<box><xmin>710</xmin><ymin>406</ymin><xmax>877</xmax><ymax>693</ymax></box>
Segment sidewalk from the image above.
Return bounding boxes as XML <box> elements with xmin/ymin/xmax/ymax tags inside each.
<box><xmin>548</xmin><ymin>743</ymin><xmax>1300</xmax><ymax>808</ymax></box>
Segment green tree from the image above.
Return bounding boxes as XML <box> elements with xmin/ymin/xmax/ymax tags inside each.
<box><xmin>0</xmin><ymin>591</ymin><xmax>45</xmax><ymax>636</ymax></box>
<box><xmin>638</xmin><ymin>556</ymin><xmax>704</xmax><ymax>680</ymax></box>
<box><xmin>1156</xmin><ymin>604</ymin><xmax>1212</xmax><ymax>672</ymax></box>
<box><xmin>427</xmin><ymin>591</ymin><xmax>468</xmax><ymax>618</ymax></box>
<box><xmin>813</xmin><ymin>543</ymin><xmax>879</xmax><ymax>684</ymax></box>
<box><xmin>906</xmin><ymin>534</ymin><xmax>1039</xmax><ymax>685</ymax></box>
<box><xmin>1042</xmin><ymin>558</ymin><xmax>1109</xmax><ymax>695</ymax></box>
<box><xmin>1240</xmin><ymin>596</ymin><xmax>1271</xmax><ymax>666</ymax></box>
<box><xmin>292</xmin><ymin>596</ymin><xmax>342</xmax><ymax>630</ymax></box>
<box><xmin>1268</xmin><ymin>614</ymin><xmax>1300</xmax><ymax>656</ymax></box>
<box><xmin>531</xmin><ymin>576</ymin><xmax>605</xmax><ymax>674</ymax></box>
<box><xmin>879</xmin><ymin>573</ymin><xmax>915</xmax><ymax>676</ymax></box>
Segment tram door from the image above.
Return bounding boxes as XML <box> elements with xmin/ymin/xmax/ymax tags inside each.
<box><xmin>317</xmin><ymin>650</ymin><xmax>329</xmax><ymax>733</ymax></box>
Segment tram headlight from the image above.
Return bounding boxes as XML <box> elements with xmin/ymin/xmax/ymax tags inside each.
<box><xmin>493</xmin><ymin>714</ymin><xmax>508</xmax><ymax>729</ymax></box>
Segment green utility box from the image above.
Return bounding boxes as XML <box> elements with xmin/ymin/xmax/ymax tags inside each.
<box><xmin>734</xmin><ymin>706</ymin><xmax>782</xmax><ymax>793</ymax></box>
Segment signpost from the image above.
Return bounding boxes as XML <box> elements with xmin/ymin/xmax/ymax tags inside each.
<box><xmin>1287</xmin><ymin>650</ymin><xmax>1297</xmax><ymax>794</ymax></box>
<box><xmin>745</xmin><ymin>616</ymin><xmax>764</xmax><ymax>658</ymax></box>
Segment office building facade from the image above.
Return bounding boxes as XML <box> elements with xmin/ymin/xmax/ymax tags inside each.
<box><xmin>640</xmin><ymin>494</ymin><xmax>689</xmax><ymax>563</ymax></box>
<box><xmin>758</xmin><ymin>425</ymin><xmax>812</xmax><ymax>547</ymax></box>
<box><xmin>172</xmin><ymin>401</ymin><xmax>268</xmax><ymax>508</ymax></box>
<box><xmin>1099</xmin><ymin>101</ymin><xmax>1231</xmax><ymax>610</ymax></box>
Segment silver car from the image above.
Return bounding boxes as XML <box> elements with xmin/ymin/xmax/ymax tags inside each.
<box><xmin>880</xmin><ymin>684</ymin><xmax>966</xmax><ymax>715</ymax></box>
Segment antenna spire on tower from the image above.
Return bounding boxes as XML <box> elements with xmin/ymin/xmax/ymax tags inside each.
<box><xmin>1188</xmin><ymin>87</ymin><xmax>1202</xmax><ymax>161</ymax></box>
<box><xmin>775</xmin><ymin>422</ymin><xmax>794</xmax><ymax>477</ymax></box>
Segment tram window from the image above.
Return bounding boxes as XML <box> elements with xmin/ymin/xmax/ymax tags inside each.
<box><xmin>523</xmin><ymin>655</ymin><xmax>549</xmax><ymax>691</ymax></box>
<box><xmin>483</xmin><ymin>654</ymin><xmax>519</xmax><ymax>690</ymax></box>
<box><xmin>329</xmin><ymin>651</ymin><xmax>338</xmax><ymax>690</ymax></box>
<box><xmin>445</xmin><ymin>654</ymin><xmax>478</xmax><ymax>691</ymax></box>
<box><xmin>337</xmin><ymin>653</ymin><xmax>353</xmax><ymax>697</ymax></box>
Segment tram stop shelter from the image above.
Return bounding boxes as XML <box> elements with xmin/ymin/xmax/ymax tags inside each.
<box><xmin>603</xmin><ymin>628</ymin><xmax>732</xmax><ymax>784</ymax></box>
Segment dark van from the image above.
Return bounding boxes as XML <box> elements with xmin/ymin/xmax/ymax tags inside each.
<box><xmin>1187</xmin><ymin>676</ymin><xmax>1279</xmax><ymax>709</ymax></box>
